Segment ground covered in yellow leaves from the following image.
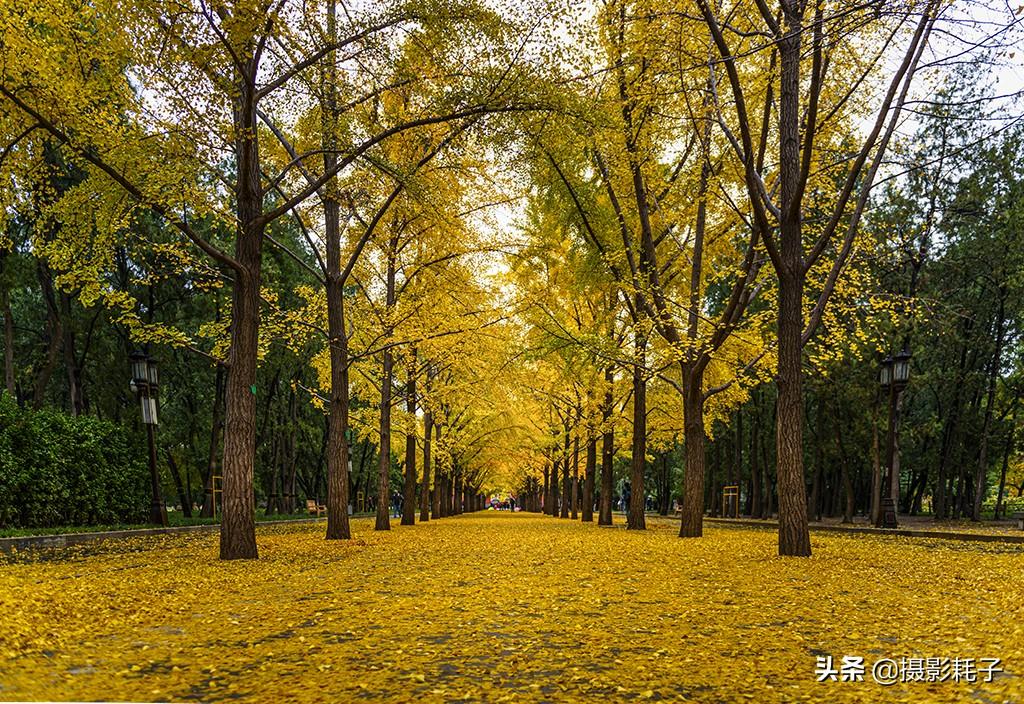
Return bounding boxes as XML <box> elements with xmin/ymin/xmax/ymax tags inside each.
<box><xmin>1</xmin><ymin>513</ymin><xmax>1022</xmax><ymax>703</ymax></box>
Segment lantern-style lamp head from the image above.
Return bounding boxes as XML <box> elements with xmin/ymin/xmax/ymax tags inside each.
<box><xmin>146</xmin><ymin>358</ymin><xmax>159</xmax><ymax>387</ymax></box>
<box><xmin>893</xmin><ymin>347</ymin><xmax>911</xmax><ymax>387</ymax></box>
<box><xmin>879</xmin><ymin>355</ymin><xmax>893</xmax><ymax>389</ymax></box>
<box><xmin>130</xmin><ymin>351</ymin><xmax>148</xmax><ymax>387</ymax></box>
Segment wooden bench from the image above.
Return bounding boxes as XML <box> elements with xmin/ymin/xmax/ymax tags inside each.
<box><xmin>1013</xmin><ymin>512</ymin><xmax>1024</xmax><ymax>530</ymax></box>
<box><xmin>306</xmin><ymin>499</ymin><xmax>327</xmax><ymax>517</ymax></box>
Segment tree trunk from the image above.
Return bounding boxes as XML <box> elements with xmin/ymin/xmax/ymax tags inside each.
<box><xmin>680</xmin><ymin>368</ymin><xmax>706</xmax><ymax>537</ymax></box>
<box><xmin>973</xmin><ymin>293</ymin><xmax>1006</xmax><ymax>521</ymax></box>
<box><xmin>834</xmin><ymin>401</ymin><xmax>855</xmax><ymax>523</ymax></box>
<box><xmin>571</xmin><ymin>433</ymin><xmax>579</xmax><ymax>520</ymax></box>
<box><xmin>2</xmin><ymin>285</ymin><xmax>14</xmax><ymax>397</ymax></box>
<box><xmin>772</xmin><ymin>4</ymin><xmax>812</xmax><ymax>557</ymax></box>
<box><xmin>599</xmin><ymin>367</ymin><xmax>615</xmax><ymax>525</ymax></box>
<box><xmin>542</xmin><ymin>461</ymin><xmax>550</xmax><ymax>516</ymax></box>
<box><xmin>548</xmin><ymin>453</ymin><xmax>558</xmax><ymax>516</ymax></box>
<box><xmin>402</xmin><ymin>357</ymin><xmax>417</xmax><ymax>525</ymax></box>
<box><xmin>32</xmin><ymin>261</ymin><xmax>62</xmax><ymax>411</ymax></box>
<box><xmin>432</xmin><ymin>421</ymin><xmax>443</xmax><ymax>518</ymax></box>
<box><xmin>560</xmin><ymin>419</ymin><xmax>571</xmax><ymax>518</ymax></box>
<box><xmin>420</xmin><ymin>408</ymin><xmax>432</xmax><ymax>522</ymax></box>
<box><xmin>265</xmin><ymin>435</ymin><xmax>280</xmax><ymax>516</ymax></box>
<box><xmin>375</xmin><ymin>345</ymin><xmax>393</xmax><ymax>530</ymax></box>
<box><xmin>583</xmin><ymin>436</ymin><xmax>596</xmax><ymax>522</ymax></box>
<box><xmin>809</xmin><ymin>398</ymin><xmax>824</xmax><ymax>522</ymax></box>
<box><xmin>995</xmin><ymin>402</ymin><xmax>1017</xmax><ymax>519</ymax></box>
<box><xmin>628</xmin><ymin>330</ymin><xmax>647</xmax><ymax>530</ymax></box>
<box><xmin>201</xmin><ymin>363</ymin><xmax>224</xmax><ymax>518</ymax></box>
<box><xmin>166</xmin><ymin>450</ymin><xmax>192</xmax><ymax>518</ymax></box>
<box><xmin>60</xmin><ymin>293</ymin><xmax>84</xmax><ymax>416</ymax></box>
<box><xmin>750</xmin><ymin>394</ymin><xmax>762</xmax><ymax>518</ymax></box>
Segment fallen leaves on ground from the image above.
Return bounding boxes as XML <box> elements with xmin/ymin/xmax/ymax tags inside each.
<box><xmin>0</xmin><ymin>513</ymin><xmax>1021</xmax><ymax>703</ymax></box>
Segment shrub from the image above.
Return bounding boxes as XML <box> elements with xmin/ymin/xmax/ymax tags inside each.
<box><xmin>982</xmin><ymin>493</ymin><xmax>1024</xmax><ymax>517</ymax></box>
<box><xmin>0</xmin><ymin>396</ymin><xmax>149</xmax><ymax>528</ymax></box>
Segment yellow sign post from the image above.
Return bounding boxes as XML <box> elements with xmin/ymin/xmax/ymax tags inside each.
<box><xmin>722</xmin><ymin>485</ymin><xmax>739</xmax><ymax>518</ymax></box>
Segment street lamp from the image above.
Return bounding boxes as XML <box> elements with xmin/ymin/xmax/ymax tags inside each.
<box><xmin>876</xmin><ymin>346</ymin><xmax>911</xmax><ymax>529</ymax></box>
<box><xmin>130</xmin><ymin>351</ymin><xmax>167</xmax><ymax>526</ymax></box>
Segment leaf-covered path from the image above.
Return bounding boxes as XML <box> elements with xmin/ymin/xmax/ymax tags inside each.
<box><xmin>1</xmin><ymin>513</ymin><xmax>1022</xmax><ymax>702</ymax></box>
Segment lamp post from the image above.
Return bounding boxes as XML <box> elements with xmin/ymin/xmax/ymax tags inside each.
<box><xmin>876</xmin><ymin>347</ymin><xmax>911</xmax><ymax>529</ymax></box>
<box><xmin>130</xmin><ymin>351</ymin><xmax>168</xmax><ymax>527</ymax></box>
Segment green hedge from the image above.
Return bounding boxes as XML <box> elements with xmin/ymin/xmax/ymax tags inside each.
<box><xmin>982</xmin><ymin>494</ymin><xmax>1024</xmax><ymax>517</ymax></box>
<box><xmin>0</xmin><ymin>396</ymin><xmax>149</xmax><ymax>528</ymax></box>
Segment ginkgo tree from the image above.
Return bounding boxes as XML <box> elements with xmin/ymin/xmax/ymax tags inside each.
<box><xmin>517</xmin><ymin>0</ymin><xmax>774</xmax><ymax>538</ymax></box>
<box><xmin>0</xmin><ymin>0</ymin><xmax>552</xmax><ymax>558</ymax></box>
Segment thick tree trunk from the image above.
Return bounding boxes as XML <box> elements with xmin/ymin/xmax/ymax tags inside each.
<box><xmin>582</xmin><ymin>436</ymin><xmax>596</xmax><ymax>521</ymax></box>
<box><xmin>321</xmin><ymin>0</ymin><xmax>353</xmax><ymax>539</ymax></box>
<box><xmin>219</xmin><ymin>229</ymin><xmax>262</xmax><ymax>559</ymax></box>
<box><xmin>323</xmin><ymin>199</ymin><xmax>353</xmax><ymax>538</ymax></box>
<box><xmin>775</xmin><ymin>268</ymin><xmax>810</xmax><ymax>556</ymax></box>
<box><xmin>772</xmin><ymin>4</ymin><xmax>812</xmax><ymax>557</ymax></box>
<box><xmin>680</xmin><ymin>368</ymin><xmax>706</xmax><ymax>537</ymax></box>
<box><xmin>217</xmin><ymin>49</ymin><xmax>269</xmax><ymax>560</ymax></box>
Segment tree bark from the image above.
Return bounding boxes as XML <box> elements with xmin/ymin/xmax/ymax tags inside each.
<box><xmin>680</xmin><ymin>368</ymin><xmax>706</xmax><ymax>537</ymax></box>
<box><xmin>599</xmin><ymin>367</ymin><xmax>615</xmax><ymax>525</ymax></box>
<box><xmin>628</xmin><ymin>328</ymin><xmax>646</xmax><ymax>530</ymax></box>
<box><xmin>549</xmin><ymin>434</ymin><xmax>560</xmax><ymax>516</ymax></box>
<box><xmin>322</xmin><ymin>1</ymin><xmax>352</xmax><ymax>540</ymax></box>
<box><xmin>166</xmin><ymin>449</ymin><xmax>192</xmax><ymax>518</ymax></box>
<box><xmin>201</xmin><ymin>363</ymin><xmax>224</xmax><ymax>518</ymax></box>
<box><xmin>973</xmin><ymin>292</ymin><xmax>1006</xmax><ymax>521</ymax></box>
<box><xmin>750</xmin><ymin>394</ymin><xmax>762</xmax><ymax>518</ymax></box>
<box><xmin>995</xmin><ymin>401</ymin><xmax>1018</xmax><ymax>519</ymax></box>
<box><xmin>2</xmin><ymin>285</ymin><xmax>14</xmax><ymax>397</ymax></box>
<box><xmin>402</xmin><ymin>357</ymin><xmax>417</xmax><ymax>525</ymax></box>
<box><xmin>432</xmin><ymin>421</ymin><xmax>443</xmax><ymax>518</ymax></box>
<box><xmin>32</xmin><ymin>261</ymin><xmax>62</xmax><ymax>411</ymax></box>
<box><xmin>375</xmin><ymin>344</ymin><xmax>394</xmax><ymax>531</ymax></box>
<box><xmin>420</xmin><ymin>407</ymin><xmax>432</xmax><ymax>522</ymax></box>
<box><xmin>560</xmin><ymin>418</ymin><xmax>571</xmax><ymax>518</ymax></box>
<box><xmin>571</xmin><ymin>433</ymin><xmax>579</xmax><ymax>520</ymax></box>
<box><xmin>219</xmin><ymin>93</ymin><xmax>264</xmax><ymax>559</ymax></box>
<box><xmin>583</xmin><ymin>435</ymin><xmax>596</xmax><ymax>522</ymax></box>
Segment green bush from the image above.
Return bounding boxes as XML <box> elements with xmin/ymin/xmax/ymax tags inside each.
<box><xmin>0</xmin><ymin>396</ymin><xmax>149</xmax><ymax>528</ymax></box>
<box><xmin>982</xmin><ymin>494</ymin><xmax>1024</xmax><ymax>516</ymax></box>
